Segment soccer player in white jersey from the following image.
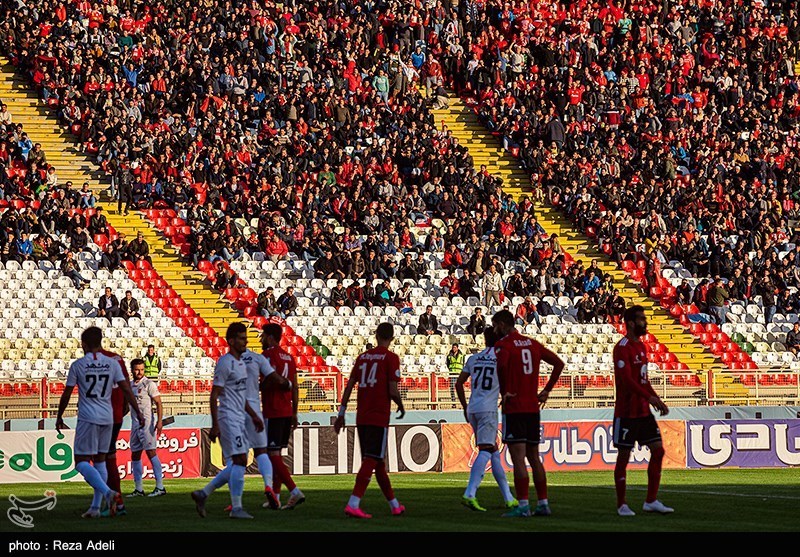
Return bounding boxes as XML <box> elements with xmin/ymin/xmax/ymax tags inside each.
<box><xmin>126</xmin><ymin>358</ymin><xmax>166</xmax><ymax>498</ymax></box>
<box><xmin>222</xmin><ymin>331</ymin><xmax>291</xmax><ymax>512</ymax></box>
<box><xmin>455</xmin><ymin>326</ymin><xmax>518</xmax><ymax>512</ymax></box>
<box><xmin>56</xmin><ymin>326</ymin><xmax>144</xmax><ymax>518</ymax></box>
<box><xmin>191</xmin><ymin>322</ymin><xmax>265</xmax><ymax>519</ymax></box>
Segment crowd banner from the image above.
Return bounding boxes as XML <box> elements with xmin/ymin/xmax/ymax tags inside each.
<box><xmin>442</xmin><ymin>420</ymin><xmax>686</xmax><ymax>472</ymax></box>
<box><xmin>202</xmin><ymin>424</ymin><xmax>444</xmax><ymax>476</ymax></box>
<box><xmin>0</xmin><ymin>429</ymin><xmax>202</xmax><ymax>484</ymax></box>
<box><xmin>687</xmin><ymin>419</ymin><xmax>800</xmax><ymax>468</ymax></box>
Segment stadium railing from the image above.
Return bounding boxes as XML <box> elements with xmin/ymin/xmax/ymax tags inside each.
<box><xmin>1</xmin><ymin>370</ymin><xmax>799</xmax><ymax>420</ymax></box>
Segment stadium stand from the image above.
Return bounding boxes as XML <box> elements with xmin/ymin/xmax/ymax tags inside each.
<box><xmin>2</xmin><ymin>0</ymin><xmax>800</xmax><ymax>416</ymax></box>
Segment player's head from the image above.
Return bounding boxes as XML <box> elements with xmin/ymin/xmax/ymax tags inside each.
<box><xmin>624</xmin><ymin>305</ymin><xmax>647</xmax><ymax>338</ymax></box>
<box><xmin>491</xmin><ymin>309</ymin><xmax>515</xmax><ymax>337</ymax></box>
<box><xmin>375</xmin><ymin>322</ymin><xmax>394</xmax><ymax>346</ymax></box>
<box><xmin>80</xmin><ymin>326</ymin><xmax>103</xmax><ymax>353</ymax></box>
<box><xmin>131</xmin><ymin>358</ymin><xmax>145</xmax><ymax>380</ymax></box>
<box><xmin>483</xmin><ymin>326</ymin><xmax>498</xmax><ymax>348</ymax></box>
<box><xmin>226</xmin><ymin>322</ymin><xmax>249</xmax><ymax>355</ymax></box>
<box><xmin>261</xmin><ymin>323</ymin><xmax>282</xmax><ymax>349</ymax></box>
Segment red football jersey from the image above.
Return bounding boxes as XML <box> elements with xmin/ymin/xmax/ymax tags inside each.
<box><xmin>101</xmin><ymin>349</ymin><xmax>128</xmax><ymax>423</ymax></box>
<box><xmin>495</xmin><ymin>330</ymin><xmax>546</xmax><ymax>414</ymax></box>
<box><xmin>351</xmin><ymin>346</ymin><xmax>401</xmax><ymax>427</ymax></box>
<box><xmin>261</xmin><ymin>345</ymin><xmax>296</xmax><ymax>419</ymax></box>
<box><xmin>613</xmin><ymin>337</ymin><xmax>658</xmax><ymax>418</ymax></box>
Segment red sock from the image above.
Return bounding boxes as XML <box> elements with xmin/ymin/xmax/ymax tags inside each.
<box><xmin>615</xmin><ymin>455</ymin><xmax>628</xmax><ymax>508</ymax></box>
<box><xmin>513</xmin><ymin>472</ymin><xmax>529</xmax><ymax>502</ymax></box>
<box><xmin>646</xmin><ymin>446</ymin><xmax>665</xmax><ymax>503</ymax></box>
<box><xmin>374</xmin><ymin>461</ymin><xmax>394</xmax><ymax>501</ymax></box>
<box><xmin>353</xmin><ymin>457</ymin><xmax>377</xmax><ymax>498</ymax></box>
<box><xmin>106</xmin><ymin>454</ymin><xmax>121</xmax><ymax>493</ymax></box>
<box><xmin>270</xmin><ymin>454</ymin><xmax>296</xmax><ymax>491</ymax></box>
<box><xmin>532</xmin><ymin>474</ymin><xmax>548</xmax><ymax>502</ymax></box>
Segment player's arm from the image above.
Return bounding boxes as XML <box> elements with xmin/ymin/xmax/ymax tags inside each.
<box><xmin>245</xmin><ymin>401</ymin><xmax>264</xmax><ymax>432</ymax></box>
<box><xmin>118</xmin><ymin>378</ymin><xmax>144</xmax><ymax>428</ymax></box>
<box><xmin>539</xmin><ymin>345</ymin><xmax>566</xmax><ymax>405</ymax></box>
<box><xmin>389</xmin><ymin>380</ymin><xmax>405</xmax><ymax>420</ymax></box>
<box><xmin>455</xmin><ymin>358</ymin><xmax>471</xmax><ymax>420</ymax></box>
<box><xmin>55</xmin><ymin>385</ymin><xmax>75</xmax><ymax>433</ymax></box>
<box><xmin>209</xmin><ymin>385</ymin><xmax>222</xmax><ymax>441</ymax></box>
<box><xmin>290</xmin><ymin>364</ymin><xmax>299</xmax><ymax>430</ymax></box>
<box><xmin>152</xmin><ymin>384</ymin><xmax>163</xmax><ymax>436</ymax></box>
<box><xmin>119</xmin><ymin>359</ymin><xmax>130</xmax><ymax>417</ymax></box>
<box><xmin>334</xmin><ymin>366</ymin><xmax>359</xmax><ymax>434</ymax></box>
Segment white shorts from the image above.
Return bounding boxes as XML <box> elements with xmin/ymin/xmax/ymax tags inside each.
<box><xmin>244</xmin><ymin>410</ymin><xmax>267</xmax><ymax>449</ymax></box>
<box><xmin>219</xmin><ymin>418</ymin><xmax>249</xmax><ymax>458</ymax></box>
<box><xmin>130</xmin><ymin>419</ymin><xmax>157</xmax><ymax>452</ymax></box>
<box><xmin>468</xmin><ymin>411</ymin><xmax>500</xmax><ymax>447</ymax></box>
<box><xmin>74</xmin><ymin>420</ymin><xmax>113</xmax><ymax>457</ymax></box>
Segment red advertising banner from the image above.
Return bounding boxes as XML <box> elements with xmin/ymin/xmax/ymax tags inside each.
<box><xmin>442</xmin><ymin>420</ymin><xmax>685</xmax><ymax>472</ymax></box>
<box><xmin>114</xmin><ymin>428</ymin><xmax>202</xmax><ymax>480</ymax></box>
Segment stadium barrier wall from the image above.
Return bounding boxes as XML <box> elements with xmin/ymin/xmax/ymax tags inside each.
<box><xmin>2</xmin><ymin>415</ymin><xmax>799</xmax><ymax>483</ymax></box>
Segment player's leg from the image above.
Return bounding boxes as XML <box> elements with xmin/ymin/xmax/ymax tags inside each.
<box><xmin>130</xmin><ymin>449</ymin><xmax>145</xmax><ymax>496</ymax></box>
<box><xmin>345</xmin><ymin>425</ymin><xmax>379</xmax><ymax>518</ymax></box>
<box><xmin>228</xmin><ymin>452</ymin><xmax>252</xmax><ymax>518</ymax></box>
<box><xmin>613</xmin><ymin>417</ymin><xmax>636</xmax><ymax>516</ymax></box>
<box><xmin>527</xmin><ymin>444</ymin><xmax>551</xmax><ymax>516</ymax></box>
<box><xmin>269</xmin><ymin>416</ymin><xmax>305</xmax><ymax>510</ymax></box>
<box><xmin>247</xmin><ymin>416</ymin><xmax>276</xmax><ymax>508</ymax></box>
<box><xmin>105</xmin><ymin>422</ymin><xmax>122</xmax><ymax>497</ymax></box>
<box><xmin>642</xmin><ymin>418</ymin><xmax>672</xmax><ymax>513</ymax></box>
<box><xmin>374</xmin><ymin>459</ymin><xmax>404</xmax><ymax>515</ymax></box>
<box><xmin>145</xmin><ymin>448</ymin><xmax>166</xmax><ymax>495</ymax></box>
<box><xmin>254</xmin><ymin>447</ymin><xmax>278</xmax><ymax>509</ymax></box>
<box><xmin>504</xmin><ymin>442</ymin><xmax>530</xmax><ymax>516</ymax></box>
<box><xmin>490</xmin><ymin>449</ymin><xmax>517</xmax><ymax>508</ymax></box>
<box><xmin>462</xmin><ymin>413</ymin><xmax>491</xmax><ymax>510</ymax></box>
<box><xmin>74</xmin><ymin>422</ymin><xmax>116</xmax><ymax>517</ymax></box>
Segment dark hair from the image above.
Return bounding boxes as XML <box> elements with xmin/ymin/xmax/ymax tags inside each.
<box><xmin>263</xmin><ymin>323</ymin><xmax>283</xmax><ymax>341</ymax></box>
<box><xmin>491</xmin><ymin>309</ymin><xmax>515</xmax><ymax>328</ymax></box>
<box><xmin>226</xmin><ymin>322</ymin><xmax>248</xmax><ymax>340</ymax></box>
<box><xmin>147</xmin><ymin>344</ymin><xmax>155</xmax><ymax>349</ymax></box>
<box><xmin>376</xmin><ymin>322</ymin><xmax>394</xmax><ymax>341</ymax></box>
<box><xmin>623</xmin><ymin>305</ymin><xmax>645</xmax><ymax>324</ymax></box>
<box><xmin>81</xmin><ymin>326</ymin><xmax>103</xmax><ymax>349</ymax></box>
<box><xmin>130</xmin><ymin>358</ymin><xmax>145</xmax><ymax>369</ymax></box>
<box><xmin>483</xmin><ymin>326</ymin><xmax>498</xmax><ymax>347</ymax></box>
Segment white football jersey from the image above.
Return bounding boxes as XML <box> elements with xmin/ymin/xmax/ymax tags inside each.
<box><xmin>464</xmin><ymin>347</ymin><xmax>500</xmax><ymax>414</ymax></box>
<box><xmin>131</xmin><ymin>376</ymin><xmax>160</xmax><ymax>424</ymax></box>
<box><xmin>213</xmin><ymin>353</ymin><xmax>249</xmax><ymax>423</ymax></box>
<box><xmin>240</xmin><ymin>349</ymin><xmax>276</xmax><ymax>406</ymax></box>
<box><xmin>67</xmin><ymin>352</ymin><xmax>126</xmax><ymax>425</ymax></box>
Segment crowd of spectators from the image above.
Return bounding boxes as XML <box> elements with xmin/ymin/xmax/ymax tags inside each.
<box><xmin>2</xmin><ymin>0</ymin><xmax>800</xmax><ymax>332</ymax></box>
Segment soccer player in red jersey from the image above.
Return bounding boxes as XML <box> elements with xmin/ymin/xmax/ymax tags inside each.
<box><xmin>333</xmin><ymin>322</ymin><xmax>406</xmax><ymax>519</ymax></box>
<box><xmin>261</xmin><ymin>323</ymin><xmax>305</xmax><ymax>510</ymax></box>
<box><xmin>102</xmin><ymin>347</ymin><xmax>129</xmax><ymax>516</ymax></box>
<box><xmin>612</xmin><ymin>305</ymin><xmax>673</xmax><ymax>516</ymax></box>
<box><xmin>492</xmin><ymin>309</ymin><xmax>564</xmax><ymax>518</ymax></box>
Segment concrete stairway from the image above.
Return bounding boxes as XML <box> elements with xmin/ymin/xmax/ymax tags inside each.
<box><xmin>428</xmin><ymin>89</ymin><xmax>734</xmax><ymax>394</ymax></box>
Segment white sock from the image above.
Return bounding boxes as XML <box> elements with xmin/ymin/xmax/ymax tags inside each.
<box><xmin>75</xmin><ymin>461</ymin><xmax>108</xmax><ymax>509</ymax></box>
<box><xmin>490</xmin><ymin>451</ymin><xmax>514</xmax><ymax>503</ymax></box>
<box><xmin>229</xmin><ymin>464</ymin><xmax>246</xmax><ymax>509</ymax></box>
<box><xmin>255</xmin><ymin>453</ymin><xmax>273</xmax><ymax>489</ymax></box>
<box><xmin>465</xmin><ymin>450</ymin><xmax>491</xmax><ymax>499</ymax></box>
<box><xmin>203</xmin><ymin>466</ymin><xmax>231</xmax><ymax>496</ymax></box>
<box><xmin>93</xmin><ymin>461</ymin><xmax>109</xmax><ymax>508</ymax></box>
<box><xmin>388</xmin><ymin>498</ymin><xmax>400</xmax><ymax>509</ymax></box>
<box><xmin>150</xmin><ymin>456</ymin><xmax>164</xmax><ymax>489</ymax></box>
<box><xmin>132</xmin><ymin>460</ymin><xmax>143</xmax><ymax>491</ymax></box>
<box><xmin>538</xmin><ymin>498</ymin><xmax>549</xmax><ymax>506</ymax></box>
<box><xmin>291</xmin><ymin>487</ymin><xmax>303</xmax><ymax>497</ymax></box>
<box><xmin>347</xmin><ymin>495</ymin><xmax>361</xmax><ymax>509</ymax></box>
